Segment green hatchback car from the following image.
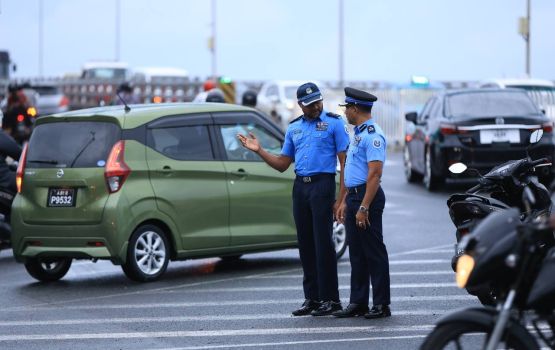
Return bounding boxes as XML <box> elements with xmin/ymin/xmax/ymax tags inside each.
<box><xmin>12</xmin><ymin>103</ymin><xmax>346</xmax><ymax>282</ymax></box>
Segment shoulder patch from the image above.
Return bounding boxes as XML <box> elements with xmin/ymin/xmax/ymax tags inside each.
<box><xmin>367</xmin><ymin>125</ymin><xmax>375</xmax><ymax>133</ymax></box>
<box><xmin>326</xmin><ymin>112</ymin><xmax>341</xmax><ymax>119</ymax></box>
<box><xmin>373</xmin><ymin>139</ymin><xmax>382</xmax><ymax>148</ymax></box>
<box><xmin>289</xmin><ymin>115</ymin><xmax>303</xmax><ymax>124</ymax></box>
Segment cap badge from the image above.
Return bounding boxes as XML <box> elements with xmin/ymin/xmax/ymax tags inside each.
<box><xmin>306</xmin><ymin>87</ymin><xmax>312</xmax><ymax>94</ymax></box>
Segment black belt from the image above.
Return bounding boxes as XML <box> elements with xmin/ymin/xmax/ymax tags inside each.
<box><xmin>347</xmin><ymin>184</ymin><xmax>366</xmax><ymax>194</ymax></box>
<box><xmin>295</xmin><ymin>173</ymin><xmax>335</xmax><ymax>183</ymax></box>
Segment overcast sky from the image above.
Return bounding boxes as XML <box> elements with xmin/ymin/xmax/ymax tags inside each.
<box><xmin>0</xmin><ymin>0</ymin><xmax>553</xmax><ymax>83</ymax></box>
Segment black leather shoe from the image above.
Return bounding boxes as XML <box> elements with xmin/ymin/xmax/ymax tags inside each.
<box><xmin>364</xmin><ymin>305</ymin><xmax>391</xmax><ymax>319</ymax></box>
<box><xmin>311</xmin><ymin>301</ymin><xmax>342</xmax><ymax>316</ymax></box>
<box><xmin>292</xmin><ymin>300</ymin><xmax>320</xmax><ymax>316</ymax></box>
<box><xmin>332</xmin><ymin>303</ymin><xmax>369</xmax><ymax>318</ymax></box>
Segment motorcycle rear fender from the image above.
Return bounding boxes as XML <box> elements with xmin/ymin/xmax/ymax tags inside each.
<box><xmin>436</xmin><ymin>307</ymin><xmax>539</xmax><ymax>349</ymax></box>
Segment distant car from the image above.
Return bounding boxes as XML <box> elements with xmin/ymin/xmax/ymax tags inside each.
<box><xmin>12</xmin><ymin>103</ymin><xmax>347</xmax><ymax>283</ymax></box>
<box><xmin>480</xmin><ymin>79</ymin><xmax>555</xmax><ymax>118</ymax></box>
<box><xmin>80</xmin><ymin>61</ymin><xmax>130</xmax><ymax>80</ymax></box>
<box><xmin>29</xmin><ymin>83</ymin><xmax>69</xmax><ymax>116</ymax></box>
<box><xmin>403</xmin><ymin>89</ymin><xmax>555</xmax><ymax>190</ymax></box>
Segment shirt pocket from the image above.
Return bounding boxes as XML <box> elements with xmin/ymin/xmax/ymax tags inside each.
<box><xmin>292</xmin><ymin>131</ymin><xmax>304</xmax><ymax>147</ymax></box>
<box><xmin>314</xmin><ymin>131</ymin><xmax>333</xmax><ymax>148</ymax></box>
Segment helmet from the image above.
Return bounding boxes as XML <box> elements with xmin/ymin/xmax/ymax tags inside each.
<box><xmin>206</xmin><ymin>89</ymin><xmax>225</xmax><ymax>103</ymax></box>
<box><xmin>242</xmin><ymin>90</ymin><xmax>257</xmax><ymax>107</ymax></box>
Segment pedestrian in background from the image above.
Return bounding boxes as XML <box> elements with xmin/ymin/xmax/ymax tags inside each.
<box><xmin>237</xmin><ymin>82</ymin><xmax>350</xmax><ymax>316</ymax></box>
<box><xmin>333</xmin><ymin>87</ymin><xmax>392</xmax><ymax>319</ymax></box>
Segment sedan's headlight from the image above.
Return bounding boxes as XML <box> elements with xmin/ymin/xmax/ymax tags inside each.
<box><xmin>456</xmin><ymin>254</ymin><xmax>475</xmax><ymax>288</ymax></box>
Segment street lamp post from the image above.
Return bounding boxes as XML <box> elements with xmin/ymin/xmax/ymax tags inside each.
<box><xmin>38</xmin><ymin>0</ymin><xmax>43</xmax><ymax>76</ymax></box>
<box><xmin>211</xmin><ymin>0</ymin><xmax>217</xmax><ymax>81</ymax></box>
<box><xmin>518</xmin><ymin>0</ymin><xmax>531</xmax><ymax>77</ymax></box>
<box><xmin>115</xmin><ymin>0</ymin><xmax>121</xmax><ymax>62</ymax></box>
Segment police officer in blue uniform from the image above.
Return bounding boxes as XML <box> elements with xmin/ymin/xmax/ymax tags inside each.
<box><xmin>332</xmin><ymin>87</ymin><xmax>392</xmax><ymax>319</ymax></box>
<box><xmin>237</xmin><ymin>82</ymin><xmax>350</xmax><ymax>316</ymax></box>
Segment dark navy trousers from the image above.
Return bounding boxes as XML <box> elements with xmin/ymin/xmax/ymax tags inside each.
<box><xmin>292</xmin><ymin>174</ymin><xmax>340</xmax><ymax>302</ymax></box>
<box><xmin>345</xmin><ymin>186</ymin><xmax>391</xmax><ymax>306</ymax></box>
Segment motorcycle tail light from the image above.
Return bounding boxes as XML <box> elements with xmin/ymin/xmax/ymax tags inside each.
<box><xmin>16</xmin><ymin>114</ymin><xmax>24</xmax><ymax>123</ymax></box>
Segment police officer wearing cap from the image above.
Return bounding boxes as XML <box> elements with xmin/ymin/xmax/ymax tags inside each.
<box><xmin>237</xmin><ymin>82</ymin><xmax>350</xmax><ymax>316</ymax></box>
<box><xmin>332</xmin><ymin>87</ymin><xmax>392</xmax><ymax>319</ymax></box>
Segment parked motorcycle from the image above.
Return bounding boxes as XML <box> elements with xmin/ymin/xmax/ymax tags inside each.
<box><xmin>420</xmin><ymin>187</ymin><xmax>555</xmax><ymax>349</ymax></box>
<box><xmin>446</xmin><ymin>130</ymin><xmax>552</xmax><ymax>304</ymax></box>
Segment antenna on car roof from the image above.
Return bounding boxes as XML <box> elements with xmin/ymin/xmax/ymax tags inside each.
<box><xmin>116</xmin><ymin>83</ymin><xmax>132</xmax><ymax>113</ymax></box>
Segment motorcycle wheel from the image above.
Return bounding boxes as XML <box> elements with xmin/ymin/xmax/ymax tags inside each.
<box><xmin>420</xmin><ymin>322</ymin><xmax>537</xmax><ymax>350</ymax></box>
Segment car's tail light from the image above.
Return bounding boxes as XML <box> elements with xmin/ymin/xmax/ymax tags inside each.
<box><xmin>542</xmin><ymin>122</ymin><xmax>553</xmax><ymax>133</ymax></box>
<box><xmin>440</xmin><ymin>124</ymin><xmax>459</xmax><ymax>135</ymax></box>
<box><xmin>16</xmin><ymin>143</ymin><xmax>29</xmax><ymax>193</ymax></box>
<box><xmin>104</xmin><ymin>141</ymin><xmax>131</xmax><ymax>193</ymax></box>
<box><xmin>59</xmin><ymin>95</ymin><xmax>69</xmax><ymax>107</ymax></box>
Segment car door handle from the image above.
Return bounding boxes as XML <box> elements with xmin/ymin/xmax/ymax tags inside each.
<box><xmin>157</xmin><ymin>166</ymin><xmax>173</xmax><ymax>174</ymax></box>
<box><xmin>231</xmin><ymin>169</ymin><xmax>249</xmax><ymax>177</ymax></box>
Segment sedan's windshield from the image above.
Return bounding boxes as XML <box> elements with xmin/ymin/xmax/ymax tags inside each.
<box><xmin>445</xmin><ymin>91</ymin><xmax>540</xmax><ymax>118</ymax></box>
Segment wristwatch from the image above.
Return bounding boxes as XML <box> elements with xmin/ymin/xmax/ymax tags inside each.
<box><xmin>358</xmin><ymin>206</ymin><xmax>368</xmax><ymax>213</ymax></box>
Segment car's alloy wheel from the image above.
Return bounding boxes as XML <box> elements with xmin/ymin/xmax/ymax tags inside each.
<box><xmin>424</xmin><ymin>148</ymin><xmax>439</xmax><ymax>191</ymax></box>
<box><xmin>122</xmin><ymin>225</ymin><xmax>170</xmax><ymax>282</ymax></box>
<box><xmin>333</xmin><ymin>220</ymin><xmax>347</xmax><ymax>259</ymax></box>
<box><xmin>404</xmin><ymin>146</ymin><xmax>422</xmax><ymax>183</ymax></box>
<box><xmin>24</xmin><ymin>257</ymin><xmax>72</xmax><ymax>282</ymax></box>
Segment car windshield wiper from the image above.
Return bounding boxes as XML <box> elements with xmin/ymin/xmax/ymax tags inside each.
<box><xmin>69</xmin><ymin>131</ymin><xmax>96</xmax><ymax>168</ymax></box>
<box><xmin>27</xmin><ymin>159</ymin><xmax>60</xmax><ymax>165</ymax></box>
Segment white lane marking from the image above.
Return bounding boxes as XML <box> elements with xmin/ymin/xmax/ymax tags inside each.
<box><xmin>247</xmin><ymin>270</ymin><xmax>454</xmax><ymax>278</ymax></box>
<box><xmin>144</xmin><ymin>283</ymin><xmax>457</xmax><ymax>294</ymax></box>
<box><xmin>3</xmin><ymin>295</ymin><xmax>474</xmax><ymax>312</ymax></box>
<box><xmin>0</xmin><ymin>325</ymin><xmax>435</xmax><ymax>342</ymax></box>
<box><xmin>0</xmin><ymin>310</ymin><xmax>467</xmax><ymax>327</ymax></box>
<box><xmin>151</xmin><ymin>335</ymin><xmax>428</xmax><ymax>350</ymax></box>
<box><xmin>339</xmin><ymin>259</ymin><xmax>451</xmax><ymax>267</ymax></box>
<box><xmin>389</xmin><ymin>244</ymin><xmax>453</xmax><ymax>257</ymax></box>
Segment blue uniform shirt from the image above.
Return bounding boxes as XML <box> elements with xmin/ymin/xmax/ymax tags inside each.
<box><xmin>344</xmin><ymin>119</ymin><xmax>387</xmax><ymax>187</ymax></box>
<box><xmin>281</xmin><ymin>110</ymin><xmax>350</xmax><ymax>176</ymax></box>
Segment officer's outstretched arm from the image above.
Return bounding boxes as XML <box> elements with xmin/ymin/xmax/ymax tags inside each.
<box><xmin>237</xmin><ymin>132</ymin><xmax>293</xmax><ymax>172</ymax></box>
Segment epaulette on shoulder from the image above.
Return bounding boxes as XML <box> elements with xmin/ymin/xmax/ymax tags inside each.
<box><xmin>290</xmin><ymin>115</ymin><xmax>303</xmax><ymax>124</ymax></box>
<box><xmin>326</xmin><ymin>112</ymin><xmax>341</xmax><ymax>119</ymax></box>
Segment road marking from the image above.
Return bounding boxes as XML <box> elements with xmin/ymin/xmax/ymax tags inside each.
<box><xmin>151</xmin><ymin>335</ymin><xmax>429</xmax><ymax>350</ymax></box>
<box><xmin>0</xmin><ymin>309</ymin><xmax>470</xmax><ymax>327</ymax></box>
<box><xmin>247</xmin><ymin>270</ymin><xmax>454</xmax><ymax>278</ymax></box>
<box><xmin>143</xmin><ymin>282</ymin><xmax>457</xmax><ymax>294</ymax></box>
<box><xmin>339</xmin><ymin>259</ymin><xmax>451</xmax><ymax>267</ymax></box>
<box><xmin>0</xmin><ymin>325</ymin><xmax>435</xmax><ymax>342</ymax></box>
<box><xmin>3</xmin><ymin>295</ymin><xmax>474</xmax><ymax>312</ymax></box>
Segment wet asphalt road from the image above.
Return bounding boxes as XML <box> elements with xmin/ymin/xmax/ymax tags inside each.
<box><xmin>0</xmin><ymin>151</ymin><xmax>479</xmax><ymax>349</ymax></box>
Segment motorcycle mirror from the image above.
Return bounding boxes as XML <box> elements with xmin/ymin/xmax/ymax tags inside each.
<box><xmin>530</xmin><ymin>129</ymin><xmax>543</xmax><ymax>144</ymax></box>
<box><xmin>522</xmin><ymin>186</ymin><xmax>536</xmax><ymax>212</ymax></box>
<box><xmin>448</xmin><ymin>162</ymin><xmax>468</xmax><ymax>174</ymax></box>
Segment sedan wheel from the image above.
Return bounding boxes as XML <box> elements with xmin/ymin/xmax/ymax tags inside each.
<box><xmin>333</xmin><ymin>220</ymin><xmax>347</xmax><ymax>259</ymax></box>
<box><xmin>424</xmin><ymin>148</ymin><xmax>440</xmax><ymax>191</ymax></box>
<box><xmin>404</xmin><ymin>146</ymin><xmax>422</xmax><ymax>183</ymax></box>
<box><xmin>122</xmin><ymin>225</ymin><xmax>170</xmax><ymax>282</ymax></box>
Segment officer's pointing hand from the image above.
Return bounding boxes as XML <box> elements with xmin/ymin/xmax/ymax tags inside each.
<box><xmin>237</xmin><ymin>132</ymin><xmax>260</xmax><ymax>153</ymax></box>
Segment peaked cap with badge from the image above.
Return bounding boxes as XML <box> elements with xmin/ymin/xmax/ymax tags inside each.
<box><xmin>339</xmin><ymin>87</ymin><xmax>378</xmax><ymax>108</ymax></box>
<box><xmin>297</xmin><ymin>82</ymin><xmax>323</xmax><ymax>106</ymax></box>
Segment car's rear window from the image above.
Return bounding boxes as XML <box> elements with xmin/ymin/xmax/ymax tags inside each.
<box><xmin>26</xmin><ymin>121</ymin><xmax>120</xmax><ymax>168</ymax></box>
<box><xmin>445</xmin><ymin>91</ymin><xmax>540</xmax><ymax>118</ymax></box>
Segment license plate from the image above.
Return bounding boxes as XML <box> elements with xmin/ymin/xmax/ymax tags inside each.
<box><xmin>479</xmin><ymin>129</ymin><xmax>520</xmax><ymax>144</ymax></box>
<box><xmin>47</xmin><ymin>188</ymin><xmax>76</xmax><ymax>207</ymax></box>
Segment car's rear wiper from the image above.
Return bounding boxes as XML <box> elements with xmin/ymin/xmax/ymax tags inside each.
<box><xmin>69</xmin><ymin>131</ymin><xmax>96</xmax><ymax>168</ymax></box>
<box><xmin>27</xmin><ymin>159</ymin><xmax>60</xmax><ymax>165</ymax></box>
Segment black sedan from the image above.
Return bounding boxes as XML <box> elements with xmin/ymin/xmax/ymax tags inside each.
<box><xmin>404</xmin><ymin>89</ymin><xmax>555</xmax><ymax>190</ymax></box>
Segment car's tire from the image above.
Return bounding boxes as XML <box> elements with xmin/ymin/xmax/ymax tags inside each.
<box><xmin>220</xmin><ymin>255</ymin><xmax>242</xmax><ymax>262</ymax></box>
<box><xmin>423</xmin><ymin>147</ymin><xmax>440</xmax><ymax>191</ymax></box>
<box><xmin>403</xmin><ymin>145</ymin><xmax>422</xmax><ymax>183</ymax></box>
<box><xmin>333</xmin><ymin>220</ymin><xmax>347</xmax><ymax>259</ymax></box>
<box><xmin>122</xmin><ymin>224</ymin><xmax>170</xmax><ymax>282</ymax></box>
<box><xmin>24</xmin><ymin>257</ymin><xmax>72</xmax><ymax>282</ymax></box>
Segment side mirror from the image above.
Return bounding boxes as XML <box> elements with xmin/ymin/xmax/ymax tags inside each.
<box><xmin>448</xmin><ymin>162</ymin><xmax>468</xmax><ymax>174</ymax></box>
<box><xmin>405</xmin><ymin>112</ymin><xmax>418</xmax><ymax>124</ymax></box>
<box><xmin>541</xmin><ymin>109</ymin><xmax>546</xmax><ymax>115</ymax></box>
<box><xmin>12</xmin><ymin>64</ymin><xmax>17</xmax><ymax>72</ymax></box>
<box><xmin>530</xmin><ymin>129</ymin><xmax>544</xmax><ymax>144</ymax></box>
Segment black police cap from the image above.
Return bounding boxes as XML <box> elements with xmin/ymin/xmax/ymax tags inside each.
<box><xmin>340</xmin><ymin>87</ymin><xmax>377</xmax><ymax>107</ymax></box>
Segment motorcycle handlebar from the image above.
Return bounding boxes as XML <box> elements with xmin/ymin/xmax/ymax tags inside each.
<box><xmin>530</xmin><ymin>158</ymin><xmax>550</xmax><ymax>167</ymax></box>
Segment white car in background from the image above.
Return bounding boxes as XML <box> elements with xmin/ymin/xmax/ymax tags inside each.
<box><xmin>257</xmin><ymin>80</ymin><xmax>343</xmax><ymax>130</ymax></box>
<box><xmin>480</xmin><ymin>79</ymin><xmax>555</xmax><ymax>119</ymax></box>
<box><xmin>80</xmin><ymin>61</ymin><xmax>130</xmax><ymax>80</ymax></box>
